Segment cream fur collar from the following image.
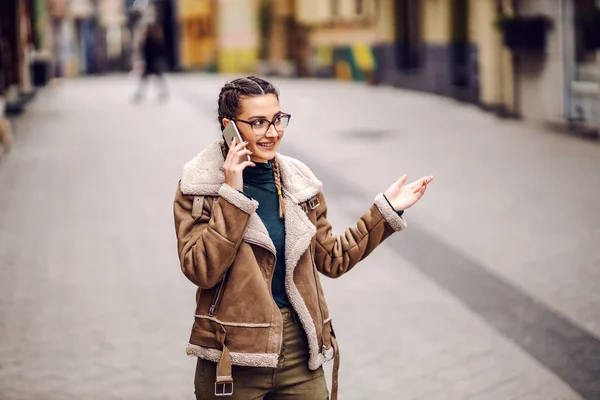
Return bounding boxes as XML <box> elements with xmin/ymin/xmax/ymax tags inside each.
<box><xmin>180</xmin><ymin>140</ymin><xmax>323</xmax><ymax>204</ymax></box>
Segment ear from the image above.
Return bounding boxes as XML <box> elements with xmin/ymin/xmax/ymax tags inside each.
<box><xmin>222</xmin><ymin>118</ymin><xmax>230</xmax><ymax>128</ymax></box>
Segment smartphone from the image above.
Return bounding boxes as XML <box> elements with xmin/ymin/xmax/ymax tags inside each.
<box><xmin>222</xmin><ymin>121</ymin><xmax>251</xmax><ymax>161</ymax></box>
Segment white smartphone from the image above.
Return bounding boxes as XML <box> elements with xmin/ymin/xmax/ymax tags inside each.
<box><xmin>222</xmin><ymin>121</ymin><xmax>251</xmax><ymax>161</ymax></box>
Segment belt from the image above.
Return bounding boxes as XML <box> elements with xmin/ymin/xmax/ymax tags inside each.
<box><xmin>213</xmin><ymin>313</ymin><xmax>341</xmax><ymax>398</ymax></box>
<box><xmin>214</xmin><ymin>325</ymin><xmax>233</xmax><ymax>396</ymax></box>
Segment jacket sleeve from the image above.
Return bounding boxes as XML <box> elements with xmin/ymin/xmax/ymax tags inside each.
<box><xmin>313</xmin><ymin>191</ymin><xmax>407</xmax><ymax>279</ymax></box>
<box><xmin>173</xmin><ymin>182</ymin><xmax>258</xmax><ymax>288</ymax></box>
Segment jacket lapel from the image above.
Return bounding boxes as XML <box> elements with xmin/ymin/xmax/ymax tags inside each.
<box><xmin>283</xmin><ymin>196</ymin><xmax>316</xmax><ymax>272</ymax></box>
<box><xmin>244</xmin><ymin>213</ymin><xmax>276</xmax><ymax>254</ymax></box>
<box><xmin>276</xmin><ymin>153</ymin><xmax>322</xmax><ymax>274</ymax></box>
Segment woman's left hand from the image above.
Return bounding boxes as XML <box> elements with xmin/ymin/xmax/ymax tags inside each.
<box><xmin>384</xmin><ymin>175</ymin><xmax>434</xmax><ymax>212</ymax></box>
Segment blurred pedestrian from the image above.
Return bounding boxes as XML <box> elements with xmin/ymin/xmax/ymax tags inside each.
<box><xmin>133</xmin><ymin>22</ymin><xmax>168</xmax><ymax>102</ymax></box>
<box><xmin>173</xmin><ymin>76</ymin><xmax>434</xmax><ymax>399</ymax></box>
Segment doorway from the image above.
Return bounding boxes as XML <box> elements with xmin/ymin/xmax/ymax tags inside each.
<box><xmin>394</xmin><ymin>0</ymin><xmax>421</xmax><ymax>70</ymax></box>
<box><xmin>450</xmin><ymin>0</ymin><xmax>470</xmax><ymax>89</ymax></box>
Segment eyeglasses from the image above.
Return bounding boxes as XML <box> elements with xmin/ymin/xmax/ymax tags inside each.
<box><xmin>232</xmin><ymin>113</ymin><xmax>291</xmax><ymax>135</ymax></box>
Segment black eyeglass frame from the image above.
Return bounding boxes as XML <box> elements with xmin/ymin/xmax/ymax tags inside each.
<box><xmin>231</xmin><ymin>113</ymin><xmax>292</xmax><ymax>134</ymax></box>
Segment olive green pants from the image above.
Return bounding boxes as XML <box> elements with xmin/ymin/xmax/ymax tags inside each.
<box><xmin>194</xmin><ymin>308</ymin><xmax>329</xmax><ymax>399</ymax></box>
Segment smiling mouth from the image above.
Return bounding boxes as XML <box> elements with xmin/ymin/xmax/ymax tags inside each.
<box><xmin>257</xmin><ymin>142</ymin><xmax>276</xmax><ymax>149</ymax></box>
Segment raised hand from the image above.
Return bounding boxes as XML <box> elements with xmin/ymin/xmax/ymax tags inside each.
<box><xmin>222</xmin><ymin>138</ymin><xmax>255</xmax><ymax>191</ymax></box>
<box><xmin>384</xmin><ymin>175</ymin><xmax>434</xmax><ymax>212</ymax></box>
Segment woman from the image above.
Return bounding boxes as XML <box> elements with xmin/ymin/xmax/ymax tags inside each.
<box><xmin>174</xmin><ymin>76</ymin><xmax>433</xmax><ymax>399</ymax></box>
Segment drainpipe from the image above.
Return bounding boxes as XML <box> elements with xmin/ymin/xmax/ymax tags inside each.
<box><xmin>511</xmin><ymin>0</ymin><xmax>520</xmax><ymax>117</ymax></box>
<box><xmin>498</xmin><ymin>0</ymin><xmax>520</xmax><ymax>117</ymax></box>
<box><xmin>596</xmin><ymin>0</ymin><xmax>600</xmax><ymax>134</ymax></box>
<box><xmin>497</xmin><ymin>0</ymin><xmax>519</xmax><ymax>117</ymax></box>
<box><xmin>561</xmin><ymin>0</ymin><xmax>575</xmax><ymax>125</ymax></box>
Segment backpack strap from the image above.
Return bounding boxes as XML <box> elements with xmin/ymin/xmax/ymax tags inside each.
<box><xmin>191</xmin><ymin>196</ymin><xmax>205</xmax><ymax>220</ymax></box>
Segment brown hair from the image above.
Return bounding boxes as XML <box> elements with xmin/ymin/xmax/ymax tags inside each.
<box><xmin>217</xmin><ymin>76</ymin><xmax>285</xmax><ymax>217</ymax></box>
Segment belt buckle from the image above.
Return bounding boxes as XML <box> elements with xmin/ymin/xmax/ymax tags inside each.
<box><xmin>308</xmin><ymin>197</ymin><xmax>320</xmax><ymax>210</ymax></box>
<box><xmin>215</xmin><ymin>382</ymin><xmax>233</xmax><ymax>396</ymax></box>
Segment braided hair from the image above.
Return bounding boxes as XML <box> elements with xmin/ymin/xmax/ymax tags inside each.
<box><xmin>218</xmin><ymin>76</ymin><xmax>286</xmax><ymax>217</ymax></box>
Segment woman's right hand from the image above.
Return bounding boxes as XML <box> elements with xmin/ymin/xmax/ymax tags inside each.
<box><xmin>222</xmin><ymin>139</ymin><xmax>255</xmax><ymax>191</ymax></box>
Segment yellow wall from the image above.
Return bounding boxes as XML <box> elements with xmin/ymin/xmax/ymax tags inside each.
<box><xmin>275</xmin><ymin>0</ymin><xmax>294</xmax><ymax>16</ymax></box>
<box><xmin>178</xmin><ymin>0</ymin><xmax>216</xmax><ymax>69</ymax></box>
<box><xmin>338</xmin><ymin>0</ymin><xmax>358</xmax><ymax>18</ymax></box>
<box><xmin>295</xmin><ymin>0</ymin><xmax>333</xmax><ymax>24</ymax></box>
<box><xmin>296</xmin><ymin>0</ymin><xmax>378</xmax><ymax>24</ymax></box>
<box><xmin>218</xmin><ymin>48</ymin><xmax>258</xmax><ymax>73</ymax></box>
<box><xmin>376</xmin><ymin>0</ymin><xmax>395</xmax><ymax>43</ymax></box>
<box><xmin>178</xmin><ymin>0</ymin><xmax>211</xmax><ymax>18</ymax></box>
<box><xmin>179</xmin><ymin>0</ymin><xmax>260</xmax><ymax>72</ymax></box>
<box><xmin>295</xmin><ymin>0</ymin><xmax>385</xmax><ymax>50</ymax></box>
<box><xmin>179</xmin><ymin>18</ymin><xmax>217</xmax><ymax>69</ymax></box>
<box><xmin>268</xmin><ymin>0</ymin><xmax>293</xmax><ymax>62</ymax></box>
<box><xmin>470</xmin><ymin>0</ymin><xmax>498</xmax><ymax>105</ymax></box>
<box><xmin>217</xmin><ymin>0</ymin><xmax>259</xmax><ymax>73</ymax></box>
<box><xmin>469</xmin><ymin>0</ymin><xmax>515</xmax><ymax>112</ymax></box>
<box><xmin>309</xmin><ymin>27</ymin><xmax>378</xmax><ymax>47</ymax></box>
<box><xmin>422</xmin><ymin>0</ymin><xmax>451</xmax><ymax>44</ymax></box>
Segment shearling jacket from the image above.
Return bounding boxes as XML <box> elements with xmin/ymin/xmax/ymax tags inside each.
<box><xmin>173</xmin><ymin>140</ymin><xmax>407</xmax><ymax>395</ymax></box>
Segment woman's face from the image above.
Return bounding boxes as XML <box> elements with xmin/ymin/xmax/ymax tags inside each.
<box><xmin>223</xmin><ymin>93</ymin><xmax>284</xmax><ymax>163</ymax></box>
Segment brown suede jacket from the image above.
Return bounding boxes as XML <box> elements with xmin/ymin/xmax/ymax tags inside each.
<box><xmin>173</xmin><ymin>140</ymin><xmax>407</xmax><ymax>387</ymax></box>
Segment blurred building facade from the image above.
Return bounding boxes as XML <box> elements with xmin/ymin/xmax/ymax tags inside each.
<box><xmin>293</xmin><ymin>0</ymin><xmax>515</xmax><ymax>114</ymax></box>
<box><xmin>177</xmin><ymin>0</ymin><xmax>218</xmax><ymax>71</ymax></box>
<box><xmin>560</xmin><ymin>0</ymin><xmax>600</xmax><ymax>133</ymax></box>
<box><xmin>1</xmin><ymin>0</ymin><xmax>39</xmax><ymax>115</ymax></box>
<box><xmin>1</xmin><ymin>0</ymin><xmax>598</xmax><ymax>134</ymax></box>
<box><xmin>291</xmin><ymin>0</ymin><xmax>599</xmax><ymax>134</ymax></box>
<box><xmin>498</xmin><ymin>0</ymin><xmax>599</xmax><ymax>133</ymax></box>
<box><xmin>0</xmin><ymin>0</ymin><xmax>131</xmax><ymax>117</ymax></box>
<box><xmin>175</xmin><ymin>0</ymin><xmax>299</xmax><ymax>75</ymax></box>
<box><xmin>43</xmin><ymin>0</ymin><xmax>128</xmax><ymax>77</ymax></box>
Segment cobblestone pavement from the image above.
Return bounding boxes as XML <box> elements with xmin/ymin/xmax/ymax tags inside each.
<box><xmin>0</xmin><ymin>74</ymin><xmax>598</xmax><ymax>399</ymax></box>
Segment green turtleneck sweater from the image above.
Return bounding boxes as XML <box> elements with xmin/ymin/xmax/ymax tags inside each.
<box><xmin>243</xmin><ymin>161</ymin><xmax>291</xmax><ymax>308</ymax></box>
<box><xmin>241</xmin><ymin>162</ymin><xmax>404</xmax><ymax>309</ymax></box>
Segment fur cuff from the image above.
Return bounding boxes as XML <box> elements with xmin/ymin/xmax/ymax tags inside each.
<box><xmin>218</xmin><ymin>184</ymin><xmax>259</xmax><ymax>214</ymax></box>
<box><xmin>374</xmin><ymin>193</ymin><xmax>407</xmax><ymax>232</ymax></box>
<box><xmin>309</xmin><ymin>346</ymin><xmax>335</xmax><ymax>371</ymax></box>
